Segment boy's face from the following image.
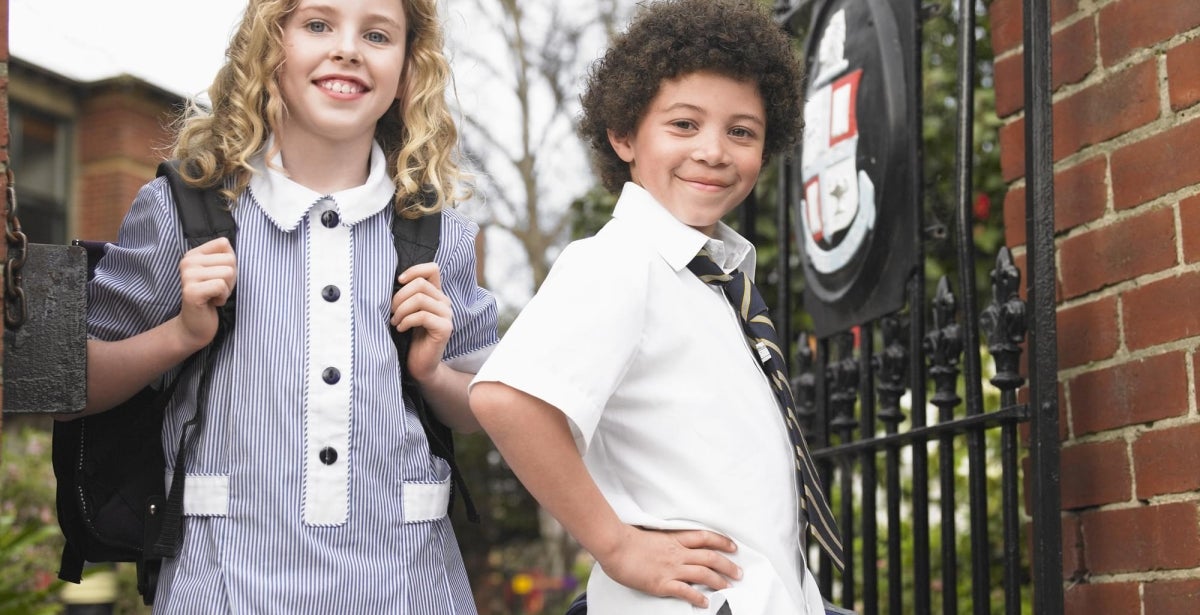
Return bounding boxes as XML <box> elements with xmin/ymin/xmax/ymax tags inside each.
<box><xmin>608</xmin><ymin>71</ymin><xmax>766</xmax><ymax>237</ymax></box>
<box><xmin>277</xmin><ymin>0</ymin><xmax>408</xmax><ymax>149</ymax></box>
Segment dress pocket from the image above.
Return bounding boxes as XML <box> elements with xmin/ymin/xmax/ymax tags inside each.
<box><xmin>401</xmin><ymin>456</ymin><xmax>451</xmax><ymax>524</ymax></box>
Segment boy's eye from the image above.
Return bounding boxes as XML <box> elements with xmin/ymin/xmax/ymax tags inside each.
<box><xmin>305</xmin><ymin>20</ymin><xmax>329</xmax><ymax>33</ymax></box>
<box><xmin>365</xmin><ymin>31</ymin><xmax>389</xmax><ymax>44</ymax></box>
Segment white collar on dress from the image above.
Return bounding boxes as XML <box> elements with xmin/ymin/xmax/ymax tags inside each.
<box><xmin>611</xmin><ymin>182</ymin><xmax>758</xmax><ymax>281</ymax></box>
<box><xmin>248</xmin><ymin>136</ymin><xmax>396</xmax><ymax>232</ymax></box>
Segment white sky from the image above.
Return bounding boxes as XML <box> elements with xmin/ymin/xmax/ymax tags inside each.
<box><xmin>11</xmin><ymin>0</ymin><xmax>248</xmax><ymax>98</ymax></box>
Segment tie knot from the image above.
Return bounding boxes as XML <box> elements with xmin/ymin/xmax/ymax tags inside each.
<box><xmin>687</xmin><ymin>249</ymin><xmax>731</xmax><ymax>284</ymax></box>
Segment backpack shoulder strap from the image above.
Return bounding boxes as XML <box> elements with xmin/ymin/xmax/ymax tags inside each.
<box><xmin>391</xmin><ymin>209</ymin><xmax>441</xmax><ymax>270</ymax></box>
<box><xmin>156</xmin><ymin>160</ymin><xmax>237</xmax><ymax>251</ymax></box>
<box><xmin>390</xmin><ymin>209</ymin><xmax>441</xmax><ymax>364</ymax></box>
<box><xmin>148</xmin><ymin>160</ymin><xmax>238</xmax><ymax>560</ymax></box>
<box><xmin>389</xmin><ymin>209</ymin><xmax>479</xmax><ymax>523</ymax></box>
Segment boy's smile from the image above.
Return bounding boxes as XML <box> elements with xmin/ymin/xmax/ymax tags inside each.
<box><xmin>278</xmin><ymin>0</ymin><xmax>408</xmax><ymax>150</ymax></box>
<box><xmin>608</xmin><ymin>71</ymin><xmax>767</xmax><ymax>237</ymax></box>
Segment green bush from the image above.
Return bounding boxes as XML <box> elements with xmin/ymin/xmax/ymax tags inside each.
<box><xmin>0</xmin><ymin>418</ymin><xmax>64</xmax><ymax>614</ymax></box>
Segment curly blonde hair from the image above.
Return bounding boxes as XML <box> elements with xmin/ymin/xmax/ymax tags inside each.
<box><xmin>172</xmin><ymin>0</ymin><xmax>467</xmax><ymax>216</ymax></box>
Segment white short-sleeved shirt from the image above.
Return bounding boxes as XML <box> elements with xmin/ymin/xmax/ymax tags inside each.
<box><xmin>472</xmin><ymin>183</ymin><xmax>825</xmax><ymax>615</ymax></box>
<box><xmin>88</xmin><ymin>142</ymin><xmax>497</xmax><ymax>614</ymax></box>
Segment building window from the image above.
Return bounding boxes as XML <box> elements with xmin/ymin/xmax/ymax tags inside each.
<box><xmin>10</xmin><ymin>105</ymin><xmax>71</xmax><ymax>244</ymax></box>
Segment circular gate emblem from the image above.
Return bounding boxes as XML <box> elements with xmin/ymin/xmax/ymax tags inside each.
<box><xmin>794</xmin><ymin>0</ymin><xmax>917</xmax><ymax>337</ymax></box>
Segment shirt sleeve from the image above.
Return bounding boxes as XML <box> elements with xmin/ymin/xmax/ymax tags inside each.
<box><xmin>87</xmin><ymin>177</ymin><xmax>188</xmax><ymax>342</ymax></box>
<box><xmin>471</xmin><ymin>236</ymin><xmax>648</xmax><ymax>453</ymax></box>
<box><xmin>438</xmin><ymin>209</ymin><xmax>499</xmax><ymax>372</ymax></box>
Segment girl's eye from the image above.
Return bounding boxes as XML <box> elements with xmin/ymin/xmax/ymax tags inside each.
<box><xmin>305</xmin><ymin>20</ymin><xmax>329</xmax><ymax>33</ymax></box>
<box><xmin>365</xmin><ymin>31</ymin><xmax>389</xmax><ymax>44</ymax></box>
<box><xmin>671</xmin><ymin>120</ymin><xmax>697</xmax><ymax>131</ymax></box>
<box><xmin>729</xmin><ymin>127</ymin><xmax>755</xmax><ymax>139</ymax></box>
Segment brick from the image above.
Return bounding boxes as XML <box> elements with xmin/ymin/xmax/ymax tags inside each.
<box><xmin>1070</xmin><ymin>352</ymin><xmax>1188</xmax><ymax>435</ymax></box>
<box><xmin>1064</xmin><ymin>581</ymin><xmax>1141</xmax><ymax>615</ymax></box>
<box><xmin>1058</xmin><ymin>206</ymin><xmax>1176</xmax><ymax>299</ymax></box>
<box><xmin>990</xmin><ymin>0</ymin><xmax>1024</xmax><ymax>56</ymax></box>
<box><xmin>1112</xmin><ymin>117</ymin><xmax>1200</xmax><ymax>210</ymax></box>
<box><xmin>1002</xmin><ymin>186</ymin><xmax>1026</xmax><ymax>248</ymax></box>
<box><xmin>1063</xmin><ymin>514</ymin><xmax>1083</xmax><ymax>580</ymax></box>
<box><xmin>1145</xmin><ymin>579</ymin><xmax>1200</xmax><ymax>615</ymax></box>
<box><xmin>0</xmin><ymin>0</ymin><xmax>7</xmax><ymax>62</ymax></box>
<box><xmin>1134</xmin><ymin>422</ymin><xmax>1200</xmax><ymax>498</ymax></box>
<box><xmin>987</xmin><ymin>0</ymin><xmax>1079</xmax><ymax>56</ymax></box>
<box><xmin>1183</xmin><ymin>195</ymin><xmax>1200</xmax><ymax>264</ymax></box>
<box><xmin>1081</xmin><ymin>502</ymin><xmax>1200</xmax><ymax>573</ymax></box>
<box><xmin>999</xmin><ymin>117</ymin><xmax>1026</xmax><ymax>183</ymax></box>
<box><xmin>1167</xmin><ymin>36</ymin><xmax>1200</xmax><ymax>111</ymax></box>
<box><xmin>993</xmin><ymin>54</ymin><xmax>1024</xmax><ymax>120</ymax></box>
<box><xmin>1053</xmin><ymin>157</ymin><xmax>1109</xmax><ymax>233</ymax></box>
<box><xmin>1053</xmin><ymin>60</ymin><xmax>1160</xmax><ymax>161</ymax></box>
<box><xmin>1123</xmin><ymin>271</ymin><xmax>1200</xmax><ymax>349</ymax></box>
<box><xmin>1051</xmin><ymin>17</ymin><xmax>1098</xmax><ymax>90</ymax></box>
<box><xmin>1061</xmin><ymin>439</ymin><xmax>1131</xmax><ymax>509</ymax></box>
<box><xmin>1099</xmin><ymin>0</ymin><xmax>1200</xmax><ymax>67</ymax></box>
<box><xmin>992</xmin><ymin>18</ymin><xmax>1096</xmax><ymax>118</ymax></box>
<box><xmin>1057</xmin><ymin>296</ymin><xmax>1119</xmax><ymax>369</ymax></box>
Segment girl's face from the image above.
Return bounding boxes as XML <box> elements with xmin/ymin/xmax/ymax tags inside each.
<box><xmin>277</xmin><ymin>0</ymin><xmax>408</xmax><ymax>150</ymax></box>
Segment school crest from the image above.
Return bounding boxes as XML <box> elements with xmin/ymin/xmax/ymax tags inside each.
<box><xmin>793</xmin><ymin>0</ymin><xmax>919</xmax><ymax>337</ymax></box>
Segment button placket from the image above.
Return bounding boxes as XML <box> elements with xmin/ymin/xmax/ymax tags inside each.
<box><xmin>304</xmin><ymin>197</ymin><xmax>354</xmax><ymax>526</ymax></box>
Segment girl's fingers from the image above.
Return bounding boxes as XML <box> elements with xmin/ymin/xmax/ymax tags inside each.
<box><xmin>391</xmin><ymin>287</ymin><xmax>452</xmax><ymax>327</ymax></box>
<box><xmin>398</xmin><ymin>262</ymin><xmax>441</xmax><ymax>289</ymax></box>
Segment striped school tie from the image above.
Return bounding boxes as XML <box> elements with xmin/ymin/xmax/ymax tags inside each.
<box><xmin>688</xmin><ymin>248</ymin><xmax>846</xmax><ymax>572</ymax></box>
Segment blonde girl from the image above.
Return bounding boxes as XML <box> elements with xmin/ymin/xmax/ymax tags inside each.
<box><xmin>83</xmin><ymin>0</ymin><xmax>496</xmax><ymax>611</ymax></box>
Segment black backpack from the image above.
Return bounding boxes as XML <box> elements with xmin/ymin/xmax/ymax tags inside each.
<box><xmin>52</xmin><ymin>160</ymin><xmax>476</xmax><ymax>605</ymax></box>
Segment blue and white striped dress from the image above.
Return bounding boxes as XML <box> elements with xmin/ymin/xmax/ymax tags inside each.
<box><xmin>87</xmin><ymin>143</ymin><xmax>497</xmax><ymax>614</ymax></box>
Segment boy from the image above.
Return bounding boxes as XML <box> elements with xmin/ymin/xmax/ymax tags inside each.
<box><xmin>470</xmin><ymin>0</ymin><xmax>841</xmax><ymax>613</ymax></box>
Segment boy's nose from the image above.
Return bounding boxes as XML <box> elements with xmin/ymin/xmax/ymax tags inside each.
<box><xmin>691</xmin><ymin>133</ymin><xmax>731</xmax><ymax>165</ymax></box>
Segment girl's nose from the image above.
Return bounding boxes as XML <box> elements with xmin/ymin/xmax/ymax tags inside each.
<box><xmin>331</xmin><ymin>37</ymin><xmax>362</xmax><ymax>64</ymax></box>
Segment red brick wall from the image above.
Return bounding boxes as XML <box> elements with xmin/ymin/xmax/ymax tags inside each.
<box><xmin>990</xmin><ymin>0</ymin><xmax>1200</xmax><ymax>610</ymax></box>
<box><xmin>75</xmin><ymin>87</ymin><xmax>177</xmax><ymax>241</ymax></box>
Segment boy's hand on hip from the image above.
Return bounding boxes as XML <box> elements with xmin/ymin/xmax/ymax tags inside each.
<box><xmin>391</xmin><ymin>262</ymin><xmax>453</xmax><ymax>383</ymax></box>
<box><xmin>177</xmin><ymin>237</ymin><xmax>237</xmax><ymax>350</ymax></box>
<box><xmin>598</xmin><ymin>525</ymin><xmax>741</xmax><ymax>609</ymax></box>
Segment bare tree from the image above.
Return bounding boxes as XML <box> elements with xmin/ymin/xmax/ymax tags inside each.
<box><xmin>447</xmin><ymin>0</ymin><xmax>626</xmax><ymax>308</ymax></box>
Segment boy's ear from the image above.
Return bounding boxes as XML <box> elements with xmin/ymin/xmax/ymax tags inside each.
<box><xmin>607</xmin><ymin>129</ymin><xmax>635</xmax><ymax>163</ymax></box>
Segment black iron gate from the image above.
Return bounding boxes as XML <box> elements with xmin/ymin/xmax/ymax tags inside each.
<box><xmin>758</xmin><ymin>1</ymin><xmax>1062</xmax><ymax>613</ymax></box>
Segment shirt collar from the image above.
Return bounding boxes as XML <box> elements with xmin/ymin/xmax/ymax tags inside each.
<box><xmin>249</xmin><ymin>137</ymin><xmax>396</xmax><ymax>233</ymax></box>
<box><xmin>611</xmin><ymin>182</ymin><xmax>758</xmax><ymax>281</ymax></box>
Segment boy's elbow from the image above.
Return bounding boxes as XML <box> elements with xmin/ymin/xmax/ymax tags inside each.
<box><xmin>468</xmin><ymin>381</ymin><xmax>514</xmax><ymax>431</ymax></box>
<box><xmin>468</xmin><ymin>381</ymin><xmax>498</xmax><ymax>421</ymax></box>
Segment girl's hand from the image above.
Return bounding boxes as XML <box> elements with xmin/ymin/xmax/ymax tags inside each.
<box><xmin>390</xmin><ymin>262</ymin><xmax>453</xmax><ymax>383</ymax></box>
<box><xmin>177</xmin><ymin>237</ymin><xmax>237</xmax><ymax>350</ymax></box>
<box><xmin>596</xmin><ymin>526</ymin><xmax>741</xmax><ymax>608</ymax></box>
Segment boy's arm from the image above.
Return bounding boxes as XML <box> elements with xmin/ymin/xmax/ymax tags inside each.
<box><xmin>470</xmin><ymin>381</ymin><xmax>743</xmax><ymax>609</ymax></box>
<box><xmin>79</xmin><ymin>238</ymin><xmax>237</xmax><ymax>417</ymax></box>
<box><xmin>391</xmin><ymin>261</ymin><xmax>480</xmax><ymax>433</ymax></box>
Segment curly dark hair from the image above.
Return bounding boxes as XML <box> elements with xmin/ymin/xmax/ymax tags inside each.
<box><xmin>579</xmin><ymin>0</ymin><xmax>804</xmax><ymax>193</ymax></box>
